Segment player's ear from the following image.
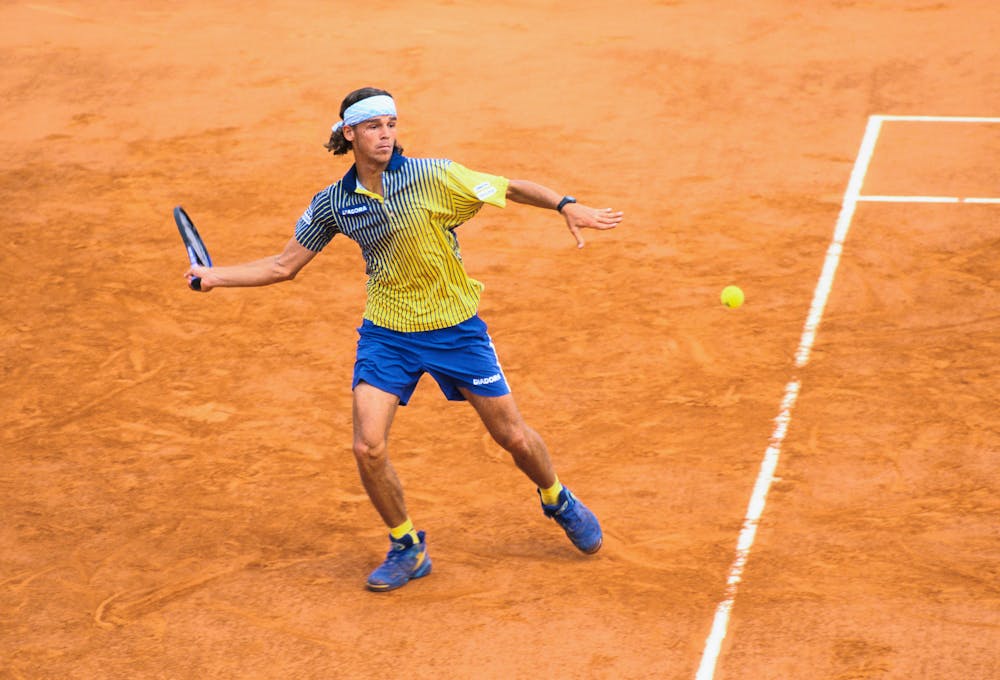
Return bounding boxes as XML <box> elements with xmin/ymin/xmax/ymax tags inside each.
<box><xmin>342</xmin><ymin>125</ymin><xmax>354</xmax><ymax>142</ymax></box>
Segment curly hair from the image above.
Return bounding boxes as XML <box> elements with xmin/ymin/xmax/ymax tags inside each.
<box><xmin>325</xmin><ymin>86</ymin><xmax>405</xmax><ymax>156</ymax></box>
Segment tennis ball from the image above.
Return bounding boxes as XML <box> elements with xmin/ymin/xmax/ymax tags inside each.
<box><xmin>721</xmin><ymin>285</ymin><xmax>744</xmax><ymax>308</ymax></box>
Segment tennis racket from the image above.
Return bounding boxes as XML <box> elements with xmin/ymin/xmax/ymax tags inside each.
<box><xmin>173</xmin><ymin>206</ymin><xmax>212</xmax><ymax>291</ymax></box>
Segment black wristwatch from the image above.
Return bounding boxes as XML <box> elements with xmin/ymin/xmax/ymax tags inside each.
<box><xmin>556</xmin><ymin>196</ymin><xmax>577</xmax><ymax>213</ymax></box>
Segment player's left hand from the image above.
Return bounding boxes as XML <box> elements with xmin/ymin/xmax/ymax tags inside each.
<box><xmin>562</xmin><ymin>204</ymin><xmax>623</xmax><ymax>248</ymax></box>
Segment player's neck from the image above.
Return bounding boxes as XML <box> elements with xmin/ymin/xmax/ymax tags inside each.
<box><xmin>354</xmin><ymin>157</ymin><xmax>388</xmax><ymax>197</ymax></box>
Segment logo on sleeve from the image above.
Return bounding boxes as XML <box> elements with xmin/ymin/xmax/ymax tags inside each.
<box><xmin>339</xmin><ymin>204</ymin><xmax>370</xmax><ymax>216</ymax></box>
<box><xmin>473</xmin><ymin>182</ymin><xmax>498</xmax><ymax>201</ymax></box>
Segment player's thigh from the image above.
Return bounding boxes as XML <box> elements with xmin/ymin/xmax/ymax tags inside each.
<box><xmin>460</xmin><ymin>389</ymin><xmax>527</xmax><ymax>443</ymax></box>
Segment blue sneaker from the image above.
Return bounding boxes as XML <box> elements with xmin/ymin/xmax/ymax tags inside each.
<box><xmin>366</xmin><ymin>530</ymin><xmax>432</xmax><ymax>592</ymax></box>
<box><xmin>539</xmin><ymin>488</ymin><xmax>603</xmax><ymax>554</ymax></box>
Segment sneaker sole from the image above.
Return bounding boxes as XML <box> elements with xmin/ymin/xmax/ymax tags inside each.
<box><xmin>580</xmin><ymin>537</ymin><xmax>603</xmax><ymax>554</ymax></box>
<box><xmin>365</xmin><ymin>557</ymin><xmax>433</xmax><ymax>592</ymax></box>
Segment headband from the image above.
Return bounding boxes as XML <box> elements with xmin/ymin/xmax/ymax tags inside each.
<box><xmin>332</xmin><ymin>95</ymin><xmax>397</xmax><ymax>133</ymax></box>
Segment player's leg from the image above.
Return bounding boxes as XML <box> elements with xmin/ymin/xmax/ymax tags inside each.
<box><xmin>460</xmin><ymin>389</ymin><xmax>603</xmax><ymax>554</ymax></box>
<box><xmin>353</xmin><ymin>381</ymin><xmax>432</xmax><ymax>591</ymax></box>
<box><xmin>352</xmin><ymin>381</ymin><xmax>406</xmax><ymax>527</ymax></box>
<box><xmin>457</xmin><ymin>389</ymin><xmax>555</xmax><ymax>488</ymax></box>
<box><xmin>420</xmin><ymin>314</ymin><xmax>602</xmax><ymax>553</ymax></box>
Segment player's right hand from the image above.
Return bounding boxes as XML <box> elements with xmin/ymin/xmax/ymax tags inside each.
<box><xmin>185</xmin><ymin>265</ymin><xmax>213</xmax><ymax>292</ymax></box>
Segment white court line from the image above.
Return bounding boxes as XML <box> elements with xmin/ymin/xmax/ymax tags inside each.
<box><xmin>875</xmin><ymin>114</ymin><xmax>1000</xmax><ymax>123</ymax></box>
<box><xmin>694</xmin><ymin>381</ymin><xmax>801</xmax><ymax>680</ymax></box>
<box><xmin>795</xmin><ymin>116</ymin><xmax>884</xmax><ymax>370</ymax></box>
<box><xmin>695</xmin><ymin>112</ymin><xmax>1000</xmax><ymax>680</ymax></box>
<box><xmin>860</xmin><ymin>195</ymin><xmax>957</xmax><ymax>203</ymax></box>
<box><xmin>858</xmin><ymin>195</ymin><xmax>1000</xmax><ymax>204</ymax></box>
<box><xmin>695</xmin><ymin>115</ymin><xmax>885</xmax><ymax>680</ymax></box>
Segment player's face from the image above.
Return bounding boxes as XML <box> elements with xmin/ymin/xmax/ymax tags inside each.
<box><xmin>345</xmin><ymin>115</ymin><xmax>397</xmax><ymax>164</ymax></box>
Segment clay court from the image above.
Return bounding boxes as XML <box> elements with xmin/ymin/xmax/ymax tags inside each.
<box><xmin>2</xmin><ymin>2</ymin><xmax>998</xmax><ymax>678</ymax></box>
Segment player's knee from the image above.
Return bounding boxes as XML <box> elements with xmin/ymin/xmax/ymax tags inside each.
<box><xmin>492</xmin><ymin>424</ymin><xmax>531</xmax><ymax>457</ymax></box>
<box><xmin>352</xmin><ymin>437</ymin><xmax>387</xmax><ymax>467</ymax></box>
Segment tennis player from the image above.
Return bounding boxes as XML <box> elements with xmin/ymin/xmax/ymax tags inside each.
<box><xmin>185</xmin><ymin>87</ymin><xmax>623</xmax><ymax>592</ymax></box>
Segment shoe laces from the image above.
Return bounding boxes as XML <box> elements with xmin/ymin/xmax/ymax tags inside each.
<box><xmin>384</xmin><ymin>532</ymin><xmax>422</xmax><ymax>560</ymax></box>
<box><xmin>385</xmin><ymin>541</ymin><xmax>408</xmax><ymax>557</ymax></box>
<box><xmin>558</xmin><ymin>503</ymin><xmax>585</xmax><ymax>527</ymax></box>
<box><xmin>547</xmin><ymin>491</ymin><xmax>577</xmax><ymax>519</ymax></box>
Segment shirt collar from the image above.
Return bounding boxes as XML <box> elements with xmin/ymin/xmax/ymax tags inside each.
<box><xmin>341</xmin><ymin>150</ymin><xmax>407</xmax><ymax>193</ymax></box>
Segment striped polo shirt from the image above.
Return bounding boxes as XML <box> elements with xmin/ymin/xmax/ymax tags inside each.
<box><xmin>294</xmin><ymin>151</ymin><xmax>509</xmax><ymax>332</ymax></box>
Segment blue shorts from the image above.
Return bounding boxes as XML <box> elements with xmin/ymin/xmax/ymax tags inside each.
<box><xmin>353</xmin><ymin>315</ymin><xmax>510</xmax><ymax>406</ymax></box>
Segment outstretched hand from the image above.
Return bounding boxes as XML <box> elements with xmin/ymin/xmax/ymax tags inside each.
<box><xmin>562</xmin><ymin>204</ymin><xmax>624</xmax><ymax>248</ymax></box>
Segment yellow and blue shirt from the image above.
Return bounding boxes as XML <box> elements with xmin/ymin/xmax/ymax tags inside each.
<box><xmin>295</xmin><ymin>152</ymin><xmax>509</xmax><ymax>332</ymax></box>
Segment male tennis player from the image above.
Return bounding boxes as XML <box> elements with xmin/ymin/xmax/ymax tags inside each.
<box><xmin>185</xmin><ymin>87</ymin><xmax>623</xmax><ymax>591</ymax></box>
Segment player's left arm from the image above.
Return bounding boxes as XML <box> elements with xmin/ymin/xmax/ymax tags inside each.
<box><xmin>506</xmin><ymin>179</ymin><xmax>623</xmax><ymax>248</ymax></box>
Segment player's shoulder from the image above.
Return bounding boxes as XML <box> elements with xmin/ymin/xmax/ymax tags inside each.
<box><xmin>402</xmin><ymin>156</ymin><xmax>453</xmax><ymax>172</ymax></box>
<box><xmin>393</xmin><ymin>157</ymin><xmax>456</xmax><ymax>186</ymax></box>
<box><xmin>307</xmin><ymin>181</ymin><xmax>345</xmax><ymax>222</ymax></box>
<box><xmin>398</xmin><ymin>155</ymin><xmax>499</xmax><ymax>183</ymax></box>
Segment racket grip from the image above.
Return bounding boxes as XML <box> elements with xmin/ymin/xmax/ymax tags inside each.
<box><xmin>189</xmin><ymin>277</ymin><xmax>202</xmax><ymax>291</ymax></box>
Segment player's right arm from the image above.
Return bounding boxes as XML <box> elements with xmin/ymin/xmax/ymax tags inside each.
<box><xmin>187</xmin><ymin>191</ymin><xmax>338</xmax><ymax>292</ymax></box>
<box><xmin>186</xmin><ymin>237</ymin><xmax>317</xmax><ymax>292</ymax></box>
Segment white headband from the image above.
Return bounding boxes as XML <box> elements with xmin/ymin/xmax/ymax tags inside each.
<box><xmin>332</xmin><ymin>95</ymin><xmax>397</xmax><ymax>133</ymax></box>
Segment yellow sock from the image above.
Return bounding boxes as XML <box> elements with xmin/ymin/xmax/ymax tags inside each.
<box><xmin>389</xmin><ymin>518</ymin><xmax>419</xmax><ymax>544</ymax></box>
<box><xmin>539</xmin><ymin>477</ymin><xmax>564</xmax><ymax>505</ymax></box>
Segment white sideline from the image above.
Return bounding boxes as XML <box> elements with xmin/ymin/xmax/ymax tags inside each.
<box><xmin>695</xmin><ymin>112</ymin><xmax>1000</xmax><ymax>679</ymax></box>
<box><xmin>692</xmin><ymin>114</ymin><xmax>885</xmax><ymax>680</ymax></box>
<box><xmin>695</xmin><ymin>115</ymin><xmax>1000</xmax><ymax>680</ymax></box>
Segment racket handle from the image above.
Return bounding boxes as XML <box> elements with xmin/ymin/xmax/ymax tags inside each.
<box><xmin>189</xmin><ymin>277</ymin><xmax>202</xmax><ymax>291</ymax></box>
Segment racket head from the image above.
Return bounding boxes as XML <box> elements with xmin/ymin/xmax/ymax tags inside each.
<box><xmin>174</xmin><ymin>206</ymin><xmax>213</xmax><ymax>267</ymax></box>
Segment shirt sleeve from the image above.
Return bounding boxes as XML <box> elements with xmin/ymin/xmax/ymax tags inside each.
<box><xmin>294</xmin><ymin>189</ymin><xmax>340</xmax><ymax>252</ymax></box>
<box><xmin>446</xmin><ymin>161</ymin><xmax>509</xmax><ymax>212</ymax></box>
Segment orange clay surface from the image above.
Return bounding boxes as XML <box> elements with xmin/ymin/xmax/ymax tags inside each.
<box><xmin>2</xmin><ymin>2</ymin><xmax>998</xmax><ymax>678</ymax></box>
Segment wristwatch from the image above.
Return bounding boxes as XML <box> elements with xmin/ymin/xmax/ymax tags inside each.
<box><xmin>556</xmin><ymin>196</ymin><xmax>577</xmax><ymax>213</ymax></box>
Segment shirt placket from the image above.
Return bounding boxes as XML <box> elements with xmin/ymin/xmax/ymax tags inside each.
<box><xmin>380</xmin><ymin>174</ymin><xmax>397</xmax><ymax>226</ymax></box>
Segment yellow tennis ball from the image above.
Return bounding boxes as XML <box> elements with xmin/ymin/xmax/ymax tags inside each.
<box><xmin>721</xmin><ymin>285</ymin><xmax>744</xmax><ymax>308</ymax></box>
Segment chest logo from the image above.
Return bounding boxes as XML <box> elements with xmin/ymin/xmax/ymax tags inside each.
<box><xmin>339</xmin><ymin>204</ymin><xmax>370</xmax><ymax>216</ymax></box>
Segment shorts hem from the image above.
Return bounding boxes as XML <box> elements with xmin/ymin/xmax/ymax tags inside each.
<box><xmin>352</xmin><ymin>375</ymin><xmax>414</xmax><ymax>406</ymax></box>
<box><xmin>454</xmin><ymin>382</ymin><xmax>511</xmax><ymax>401</ymax></box>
